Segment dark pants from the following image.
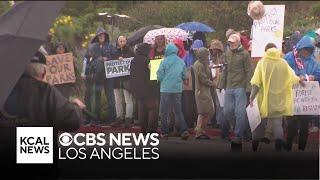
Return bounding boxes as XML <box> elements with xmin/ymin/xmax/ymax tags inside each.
<box><xmin>182</xmin><ymin>90</ymin><xmax>197</xmax><ymax>128</ymax></box>
<box><xmin>286</xmin><ymin>115</ymin><xmax>311</xmax><ymax>151</ymax></box>
<box><xmin>138</xmin><ymin>97</ymin><xmax>159</xmax><ymax>134</ymax></box>
<box><xmin>103</xmin><ymin>79</ymin><xmax>116</xmax><ymax>123</ymax></box>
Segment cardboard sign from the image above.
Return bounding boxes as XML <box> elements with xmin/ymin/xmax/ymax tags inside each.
<box><xmin>246</xmin><ymin>98</ymin><xmax>262</xmax><ymax>132</ymax></box>
<box><xmin>293</xmin><ymin>81</ymin><xmax>320</xmax><ymax>115</ymax></box>
<box><xmin>251</xmin><ymin>5</ymin><xmax>285</xmax><ymax>57</ymax></box>
<box><xmin>44</xmin><ymin>53</ymin><xmax>76</xmax><ymax>85</ymax></box>
<box><xmin>104</xmin><ymin>57</ymin><xmax>133</xmax><ymax>79</ymax></box>
<box><xmin>149</xmin><ymin>59</ymin><xmax>163</xmax><ymax>80</ymax></box>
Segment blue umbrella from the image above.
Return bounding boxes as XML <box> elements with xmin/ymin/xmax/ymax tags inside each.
<box><xmin>176</xmin><ymin>21</ymin><xmax>215</xmax><ymax>33</ymax></box>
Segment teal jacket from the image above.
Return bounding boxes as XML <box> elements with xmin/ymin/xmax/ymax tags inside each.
<box><xmin>157</xmin><ymin>43</ymin><xmax>187</xmax><ymax>93</ymax></box>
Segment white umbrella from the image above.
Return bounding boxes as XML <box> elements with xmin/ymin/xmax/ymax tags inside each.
<box><xmin>143</xmin><ymin>28</ymin><xmax>190</xmax><ymax>44</ymax></box>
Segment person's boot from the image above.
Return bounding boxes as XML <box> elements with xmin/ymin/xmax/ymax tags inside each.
<box><xmin>252</xmin><ymin>140</ymin><xmax>259</xmax><ymax>152</ymax></box>
<box><xmin>275</xmin><ymin>139</ymin><xmax>284</xmax><ymax>152</ymax></box>
<box><xmin>231</xmin><ymin>137</ymin><xmax>242</xmax><ymax>152</ymax></box>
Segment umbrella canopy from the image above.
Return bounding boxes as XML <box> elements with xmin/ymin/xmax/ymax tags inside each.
<box><xmin>143</xmin><ymin>28</ymin><xmax>189</xmax><ymax>45</ymax></box>
<box><xmin>0</xmin><ymin>1</ymin><xmax>65</xmax><ymax>108</ymax></box>
<box><xmin>176</xmin><ymin>21</ymin><xmax>215</xmax><ymax>33</ymax></box>
<box><xmin>127</xmin><ymin>25</ymin><xmax>165</xmax><ymax>46</ymax></box>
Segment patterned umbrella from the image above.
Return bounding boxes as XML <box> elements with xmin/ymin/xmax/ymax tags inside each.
<box><xmin>143</xmin><ymin>28</ymin><xmax>190</xmax><ymax>44</ymax></box>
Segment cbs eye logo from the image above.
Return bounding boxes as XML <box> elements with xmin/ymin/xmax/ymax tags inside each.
<box><xmin>59</xmin><ymin>133</ymin><xmax>73</xmax><ymax>146</ymax></box>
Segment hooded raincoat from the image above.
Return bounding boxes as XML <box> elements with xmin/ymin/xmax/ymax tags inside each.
<box><xmin>251</xmin><ymin>48</ymin><xmax>300</xmax><ymax>118</ymax></box>
<box><xmin>157</xmin><ymin>43</ymin><xmax>187</xmax><ymax>93</ymax></box>
<box><xmin>193</xmin><ymin>48</ymin><xmax>214</xmax><ymax>115</ymax></box>
<box><xmin>284</xmin><ymin>36</ymin><xmax>320</xmax><ymax>81</ymax></box>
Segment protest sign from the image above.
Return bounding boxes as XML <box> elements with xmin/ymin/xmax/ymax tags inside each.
<box><xmin>104</xmin><ymin>57</ymin><xmax>133</xmax><ymax>79</ymax></box>
<box><xmin>293</xmin><ymin>81</ymin><xmax>320</xmax><ymax>115</ymax></box>
<box><xmin>246</xmin><ymin>98</ymin><xmax>261</xmax><ymax>132</ymax></box>
<box><xmin>44</xmin><ymin>53</ymin><xmax>76</xmax><ymax>85</ymax></box>
<box><xmin>149</xmin><ymin>59</ymin><xmax>163</xmax><ymax>80</ymax></box>
<box><xmin>251</xmin><ymin>5</ymin><xmax>285</xmax><ymax>57</ymax></box>
<box><xmin>216</xmin><ymin>89</ymin><xmax>225</xmax><ymax>107</ymax></box>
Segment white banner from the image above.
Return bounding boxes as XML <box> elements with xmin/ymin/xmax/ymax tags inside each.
<box><xmin>293</xmin><ymin>81</ymin><xmax>320</xmax><ymax>115</ymax></box>
<box><xmin>104</xmin><ymin>57</ymin><xmax>133</xmax><ymax>79</ymax></box>
<box><xmin>246</xmin><ymin>98</ymin><xmax>262</xmax><ymax>132</ymax></box>
<box><xmin>251</xmin><ymin>5</ymin><xmax>285</xmax><ymax>57</ymax></box>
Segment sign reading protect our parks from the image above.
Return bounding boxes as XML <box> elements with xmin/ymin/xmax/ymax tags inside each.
<box><xmin>104</xmin><ymin>57</ymin><xmax>133</xmax><ymax>79</ymax></box>
<box><xmin>44</xmin><ymin>53</ymin><xmax>76</xmax><ymax>85</ymax></box>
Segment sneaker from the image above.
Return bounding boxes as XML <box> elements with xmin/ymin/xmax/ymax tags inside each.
<box><xmin>181</xmin><ymin>131</ymin><xmax>190</xmax><ymax>140</ymax></box>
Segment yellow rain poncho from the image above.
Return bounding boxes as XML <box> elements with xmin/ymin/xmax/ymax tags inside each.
<box><xmin>250</xmin><ymin>48</ymin><xmax>300</xmax><ymax>118</ymax></box>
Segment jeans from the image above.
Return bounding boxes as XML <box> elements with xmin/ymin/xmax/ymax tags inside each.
<box><xmin>160</xmin><ymin>93</ymin><xmax>188</xmax><ymax>134</ymax></box>
<box><xmin>223</xmin><ymin>88</ymin><xmax>249</xmax><ymax>139</ymax></box>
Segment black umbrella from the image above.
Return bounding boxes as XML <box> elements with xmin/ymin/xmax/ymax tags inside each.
<box><xmin>0</xmin><ymin>1</ymin><xmax>65</xmax><ymax>108</ymax></box>
<box><xmin>127</xmin><ymin>25</ymin><xmax>165</xmax><ymax>46</ymax></box>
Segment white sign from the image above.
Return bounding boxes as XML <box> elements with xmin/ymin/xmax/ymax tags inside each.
<box><xmin>293</xmin><ymin>81</ymin><xmax>320</xmax><ymax>115</ymax></box>
<box><xmin>246</xmin><ymin>98</ymin><xmax>261</xmax><ymax>132</ymax></box>
<box><xmin>16</xmin><ymin>127</ymin><xmax>53</xmax><ymax>164</ymax></box>
<box><xmin>216</xmin><ymin>89</ymin><xmax>225</xmax><ymax>107</ymax></box>
<box><xmin>104</xmin><ymin>57</ymin><xmax>133</xmax><ymax>79</ymax></box>
<box><xmin>251</xmin><ymin>5</ymin><xmax>285</xmax><ymax>57</ymax></box>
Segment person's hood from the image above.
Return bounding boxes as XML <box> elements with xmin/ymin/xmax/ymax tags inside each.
<box><xmin>210</xmin><ymin>39</ymin><xmax>224</xmax><ymax>52</ymax></box>
<box><xmin>164</xmin><ymin>43</ymin><xmax>178</xmax><ymax>57</ymax></box>
<box><xmin>173</xmin><ymin>38</ymin><xmax>186</xmax><ymax>58</ymax></box>
<box><xmin>135</xmin><ymin>43</ymin><xmax>150</xmax><ymax>56</ymax></box>
<box><xmin>296</xmin><ymin>36</ymin><xmax>314</xmax><ymax>50</ymax></box>
<box><xmin>91</xmin><ymin>27</ymin><xmax>110</xmax><ymax>44</ymax></box>
<box><xmin>264</xmin><ymin>48</ymin><xmax>281</xmax><ymax>61</ymax></box>
<box><xmin>191</xmin><ymin>39</ymin><xmax>204</xmax><ymax>50</ymax></box>
<box><xmin>196</xmin><ymin>47</ymin><xmax>209</xmax><ymax>65</ymax></box>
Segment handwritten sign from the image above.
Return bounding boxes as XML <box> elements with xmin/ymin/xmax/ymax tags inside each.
<box><xmin>150</xmin><ymin>59</ymin><xmax>163</xmax><ymax>80</ymax></box>
<box><xmin>44</xmin><ymin>53</ymin><xmax>76</xmax><ymax>85</ymax></box>
<box><xmin>251</xmin><ymin>5</ymin><xmax>285</xmax><ymax>57</ymax></box>
<box><xmin>104</xmin><ymin>57</ymin><xmax>133</xmax><ymax>79</ymax></box>
<box><xmin>246</xmin><ymin>98</ymin><xmax>261</xmax><ymax>132</ymax></box>
<box><xmin>293</xmin><ymin>81</ymin><xmax>320</xmax><ymax>115</ymax></box>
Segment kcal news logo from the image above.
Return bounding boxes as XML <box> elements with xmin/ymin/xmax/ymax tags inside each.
<box><xmin>58</xmin><ymin>132</ymin><xmax>160</xmax><ymax>160</ymax></box>
<box><xmin>16</xmin><ymin>127</ymin><xmax>53</xmax><ymax>164</ymax></box>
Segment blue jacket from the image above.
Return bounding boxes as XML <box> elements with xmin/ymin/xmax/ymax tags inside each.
<box><xmin>157</xmin><ymin>43</ymin><xmax>187</xmax><ymax>93</ymax></box>
<box><xmin>284</xmin><ymin>36</ymin><xmax>320</xmax><ymax>81</ymax></box>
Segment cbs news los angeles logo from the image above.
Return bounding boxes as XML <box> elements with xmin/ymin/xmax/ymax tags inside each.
<box><xmin>16</xmin><ymin>127</ymin><xmax>160</xmax><ymax>163</ymax></box>
<box><xmin>58</xmin><ymin>132</ymin><xmax>160</xmax><ymax>160</ymax></box>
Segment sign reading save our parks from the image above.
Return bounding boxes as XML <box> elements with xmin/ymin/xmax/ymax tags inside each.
<box><xmin>104</xmin><ymin>57</ymin><xmax>133</xmax><ymax>78</ymax></box>
<box><xmin>293</xmin><ymin>81</ymin><xmax>320</xmax><ymax>115</ymax></box>
<box><xmin>44</xmin><ymin>53</ymin><xmax>76</xmax><ymax>85</ymax></box>
<box><xmin>251</xmin><ymin>5</ymin><xmax>285</xmax><ymax>57</ymax></box>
